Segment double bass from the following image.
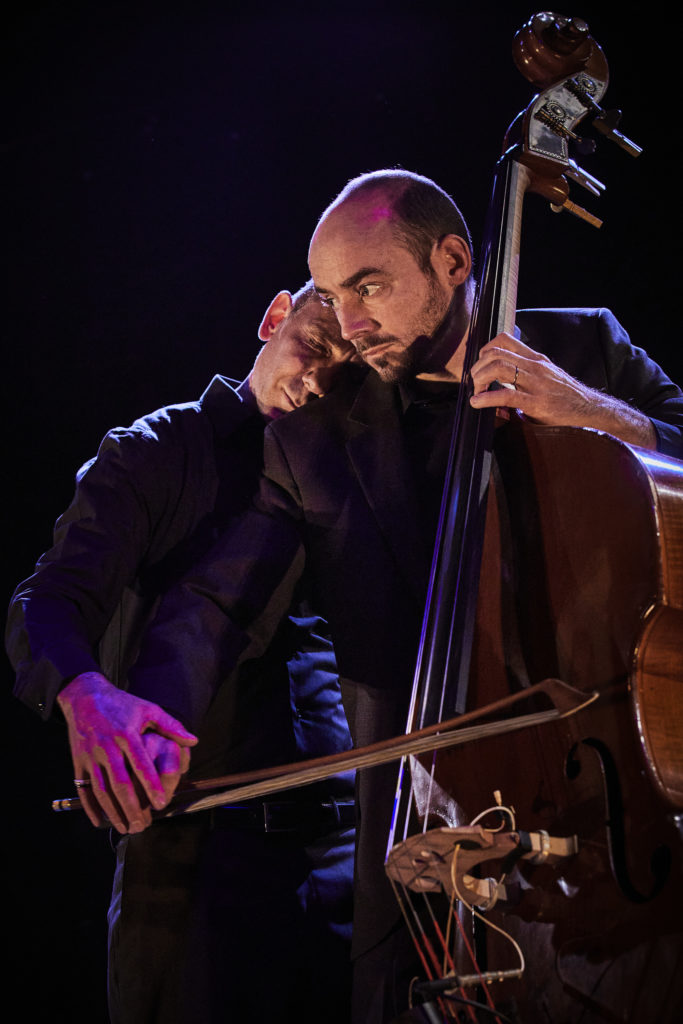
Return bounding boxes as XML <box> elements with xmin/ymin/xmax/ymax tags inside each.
<box><xmin>384</xmin><ymin>11</ymin><xmax>683</xmax><ymax>1022</ymax></box>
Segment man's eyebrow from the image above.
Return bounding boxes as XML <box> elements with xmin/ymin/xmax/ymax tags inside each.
<box><xmin>340</xmin><ymin>266</ymin><xmax>384</xmax><ymax>290</ymax></box>
<box><xmin>315</xmin><ymin>266</ymin><xmax>385</xmax><ymax>296</ymax></box>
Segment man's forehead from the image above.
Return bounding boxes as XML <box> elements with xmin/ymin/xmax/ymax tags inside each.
<box><xmin>295</xmin><ymin>302</ymin><xmax>334</xmax><ymax>330</ymax></box>
<box><xmin>293</xmin><ymin>303</ymin><xmax>350</xmax><ymax>352</ymax></box>
<box><xmin>302</xmin><ymin>310</ymin><xmax>334</xmax><ymax>335</ymax></box>
<box><xmin>317</xmin><ymin>194</ymin><xmax>394</xmax><ymax>238</ymax></box>
<box><xmin>310</xmin><ymin>200</ymin><xmax>402</xmax><ymax>282</ymax></box>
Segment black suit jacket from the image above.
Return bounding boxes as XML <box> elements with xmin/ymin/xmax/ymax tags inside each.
<box><xmin>7</xmin><ymin>375</ymin><xmax>354</xmax><ymax>783</ymax></box>
<box><xmin>130</xmin><ymin>308</ymin><xmax>683</xmax><ymax>952</ymax></box>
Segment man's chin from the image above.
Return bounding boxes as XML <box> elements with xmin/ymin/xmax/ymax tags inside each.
<box><xmin>365</xmin><ymin>351</ymin><xmax>414</xmax><ymax>384</ymax></box>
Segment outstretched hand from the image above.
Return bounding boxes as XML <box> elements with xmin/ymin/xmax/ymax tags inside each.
<box><xmin>57</xmin><ymin>671</ymin><xmax>198</xmax><ymax>833</ymax></box>
<box><xmin>469</xmin><ymin>332</ymin><xmax>656</xmax><ymax>448</ymax></box>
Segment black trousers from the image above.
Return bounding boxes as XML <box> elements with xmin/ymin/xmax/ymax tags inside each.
<box><xmin>107</xmin><ymin>815</ymin><xmax>355</xmax><ymax>1023</ymax></box>
<box><xmin>352</xmin><ymin>921</ymin><xmax>426</xmax><ymax>1024</ymax></box>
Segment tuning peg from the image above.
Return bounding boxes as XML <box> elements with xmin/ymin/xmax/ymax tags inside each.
<box><xmin>550</xmin><ymin>198</ymin><xmax>603</xmax><ymax>228</ymax></box>
<box><xmin>565</xmin><ymin>159</ymin><xmax>605</xmax><ymax>197</ymax></box>
<box><xmin>592</xmin><ymin>109</ymin><xmax>643</xmax><ymax>157</ymax></box>
<box><xmin>565</xmin><ymin>77</ymin><xmax>642</xmax><ymax>158</ymax></box>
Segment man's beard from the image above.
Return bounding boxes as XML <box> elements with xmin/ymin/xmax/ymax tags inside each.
<box><xmin>356</xmin><ymin>276</ymin><xmax>452</xmax><ymax>384</ymax></box>
<box><xmin>359</xmin><ymin>336</ymin><xmax>423</xmax><ymax>384</ymax></box>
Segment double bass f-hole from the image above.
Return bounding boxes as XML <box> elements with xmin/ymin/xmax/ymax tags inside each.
<box><xmin>566</xmin><ymin>737</ymin><xmax>672</xmax><ymax>904</ymax></box>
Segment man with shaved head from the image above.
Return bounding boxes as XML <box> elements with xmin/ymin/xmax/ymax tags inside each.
<box><xmin>309</xmin><ymin>169</ymin><xmax>670</xmax><ymax>446</ymax></box>
<box><xmin>124</xmin><ymin>170</ymin><xmax>683</xmax><ymax>1021</ymax></box>
<box><xmin>7</xmin><ymin>282</ymin><xmax>358</xmax><ymax>1024</ymax></box>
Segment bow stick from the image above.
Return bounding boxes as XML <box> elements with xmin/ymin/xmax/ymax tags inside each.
<box><xmin>53</xmin><ymin>678</ymin><xmax>597</xmax><ymax>817</ymax></box>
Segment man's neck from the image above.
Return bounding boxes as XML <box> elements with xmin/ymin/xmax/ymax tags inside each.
<box><xmin>236</xmin><ymin>375</ymin><xmax>262</xmax><ymax>416</ymax></box>
<box><xmin>413</xmin><ymin>277</ymin><xmax>473</xmax><ymax>383</ymax></box>
<box><xmin>415</xmin><ymin>293</ymin><xmax>472</xmax><ymax>384</ymax></box>
<box><xmin>416</xmin><ymin>326</ymin><xmax>468</xmax><ymax>383</ymax></box>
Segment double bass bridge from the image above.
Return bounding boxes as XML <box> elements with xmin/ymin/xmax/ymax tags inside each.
<box><xmin>386</xmin><ymin>820</ymin><xmax>579</xmax><ymax>910</ymax></box>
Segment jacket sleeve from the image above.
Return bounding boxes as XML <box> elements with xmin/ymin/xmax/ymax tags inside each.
<box><xmin>5</xmin><ymin>421</ymin><xmax>184</xmax><ymax>719</ymax></box>
<box><xmin>126</xmin><ymin>429</ymin><xmax>307</xmax><ymax>733</ymax></box>
<box><xmin>594</xmin><ymin>308</ymin><xmax>683</xmax><ymax>458</ymax></box>
<box><xmin>517</xmin><ymin>307</ymin><xmax>683</xmax><ymax>459</ymax></box>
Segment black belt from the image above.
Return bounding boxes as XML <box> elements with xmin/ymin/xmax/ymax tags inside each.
<box><xmin>159</xmin><ymin>799</ymin><xmax>356</xmax><ymax>836</ymax></box>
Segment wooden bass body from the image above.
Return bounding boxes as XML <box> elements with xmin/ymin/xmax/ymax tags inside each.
<box><xmin>424</xmin><ymin>418</ymin><xmax>683</xmax><ymax>1021</ymax></box>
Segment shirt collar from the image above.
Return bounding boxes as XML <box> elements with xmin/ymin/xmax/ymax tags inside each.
<box><xmin>398</xmin><ymin>377</ymin><xmax>460</xmax><ymax>413</ymax></box>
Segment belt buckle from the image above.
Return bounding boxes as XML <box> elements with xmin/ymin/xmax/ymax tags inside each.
<box><xmin>262</xmin><ymin>802</ymin><xmax>298</xmax><ymax>834</ymax></box>
<box><xmin>261</xmin><ymin>799</ymin><xmax>350</xmax><ymax>834</ymax></box>
<box><xmin>321</xmin><ymin>800</ymin><xmax>342</xmax><ymax>827</ymax></box>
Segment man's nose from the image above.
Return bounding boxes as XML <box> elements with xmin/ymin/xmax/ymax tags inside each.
<box><xmin>303</xmin><ymin>364</ymin><xmax>338</xmax><ymax>397</ymax></box>
<box><xmin>335</xmin><ymin>298</ymin><xmax>373</xmax><ymax>343</ymax></box>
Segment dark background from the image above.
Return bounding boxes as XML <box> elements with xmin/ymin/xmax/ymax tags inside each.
<box><xmin>5</xmin><ymin>2</ymin><xmax>681</xmax><ymax>1018</ymax></box>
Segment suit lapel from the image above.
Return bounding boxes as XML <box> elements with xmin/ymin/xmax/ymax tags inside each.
<box><xmin>200</xmin><ymin>375</ymin><xmax>256</xmax><ymax>437</ymax></box>
<box><xmin>345</xmin><ymin>373</ymin><xmax>428</xmax><ymax>594</ymax></box>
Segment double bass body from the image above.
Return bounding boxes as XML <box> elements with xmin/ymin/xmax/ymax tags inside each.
<box><xmin>426</xmin><ymin>418</ymin><xmax>683</xmax><ymax>1021</ymax></box>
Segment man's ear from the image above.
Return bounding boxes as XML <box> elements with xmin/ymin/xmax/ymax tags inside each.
<box><xmin>258</xmin><ymin>291</ymin><xmax>293</xmax><ymax>341</ymax></box>
<box><xmin>430</xmin><ymin>234</ymin><xmax>472</xmax><ymax>293</ymax></box>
